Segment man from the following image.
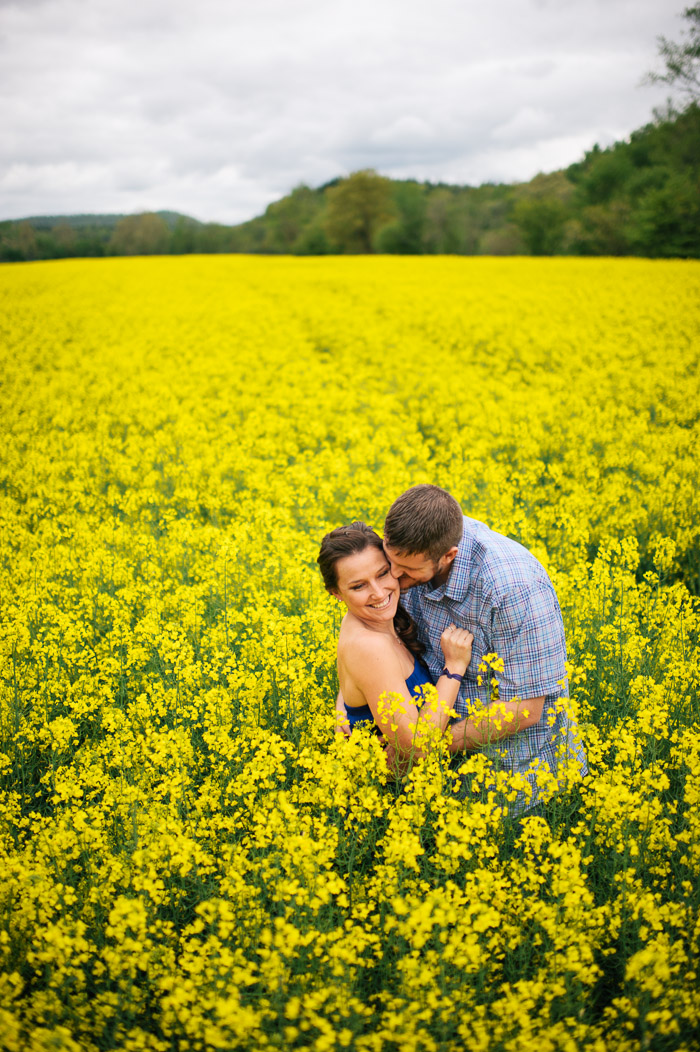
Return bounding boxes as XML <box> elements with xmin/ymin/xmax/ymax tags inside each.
<box><xmin>341</xmin><ymin>484</ymin><xmax>587</xmax><ymax>814</ymax></box>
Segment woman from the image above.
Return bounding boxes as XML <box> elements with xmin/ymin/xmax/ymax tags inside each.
<box><xmin>318</xmin><ymin>522</ymin><xmax>473</xmax><ymax>767</ymax></box>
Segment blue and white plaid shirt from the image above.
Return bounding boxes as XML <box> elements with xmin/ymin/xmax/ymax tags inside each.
<box><xmin>400</xmin><ymin>516</ymin><xmax>587</xmax><ymax>811</ymax></box>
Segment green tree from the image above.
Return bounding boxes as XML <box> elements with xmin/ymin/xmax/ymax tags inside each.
<box><xmin>375</xmin><ymin>181</ymin><xmax>426</xmax><ymax>253</ymax></box>
<box><xmin>646</xmin><ymin>5</ymin><xmax>700</xmax><ymax>103</ymax></box>
<box><xmin>73</xmin><ymin>229</ymin><xmax>109</xmax><ymax>257</ymax></box>
<box><xmin>508</xmin><ymin>172</ymin><xmax>570</xmax><ymax>255</ymax></box>
<box><xmin>565</xmin><ymin>202</ymin><xmax>632</xmax><ymax>256</ymax></box>
<box><xmin>423</xmin><ymin>189</ymin><xmax>461</xmax><ymax>254</ymax></box>
<box><xmin>570</xmin><ymin>146</ymin><xmax>636</xmax><ymax>205</ymax></box>
<box><xmin>48</xmin><ymin>221</ymin><xmax>76</xmax><ymax>257</ymax></box>
<box><xmin>631</xmin><ymin>170</ymin><xmax>700</xmax><ymax>256</ymax></box>
<box><xmin>171</xmin><ymin>217</ymin><xmax>200</xmax><ymax>254</ymax></box>
<box><xmin>478</xmin><ymin>224</ymin><xmax>525</xmax><ymax>255</ymax></box>
<box><xmin>469</xmin><ymin>189</ymin><xmax>513</xmax><ymax>253</ymax></box>
<box><xmin>512</xmin><ymin>197</ymin><xmax>568</xmax><ymax>255</ymax></box>
<box><xmin>649</xmin><ymin>99</ymin><xmax>700</xmax><ymax>169</ymax></box>
<box><xmin>263</xmin><ymin>185</ymin><xmax>322</xmax><ymax>253</ymax></box>
<box><xmin>109</xmin><ymin>212</ymin><xmax>170</xmax><ymax>256</ymax></box>
<box><xmin>565</xmin><ymin>103</ymin><xmax>700</xmax><ymax>257</ymax></box>
<box><xmin>293</xmin><ymin>221</ymin><xmax>331</xmax><ymax>255</ymax></box>
<box><xmin>225</xmin><ymin>217</ymin><xmax>268</xmax><ymax>253</ymax></box>
<box><xmin>0</xmin><ymin>221</ymin><xmax>38</xmax><ymax>262</ymax></box>
<box><xmin>324</xmin><ymin>169</ymin><xmax>395</xmax><ymax>253</ymax></box>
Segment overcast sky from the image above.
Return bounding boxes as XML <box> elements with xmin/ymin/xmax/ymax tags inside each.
<box><xmin>0</xmin><ymin>0</ymin><xmax>684</xmax><ymax>224</ymax></box>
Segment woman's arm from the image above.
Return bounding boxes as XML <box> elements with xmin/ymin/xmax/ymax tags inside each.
<box><xmin>335</xmin><ymin>691</ymin><xmax>351</xmax><ymax>737</ymax></box>
<box><xmin>347</xmin><ymin>627</ymin><xmax>472</xmax><ymax>758</ymax></box>
<box><xmin>416</xmin><ymin>625</ymin><xmax>473</xmax><ymax>738</ymax></box>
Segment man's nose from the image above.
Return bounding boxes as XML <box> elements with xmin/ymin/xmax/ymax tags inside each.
<box><xmin>387</xmin><ymin>560</ymin><xmax>402</xmax><ymax>579</ymax></box>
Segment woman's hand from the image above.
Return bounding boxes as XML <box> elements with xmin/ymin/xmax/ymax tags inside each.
<box><xmin>439</xmin><ymin>624</ymin><xmax>474</xmax><ymax>674</ymax></box>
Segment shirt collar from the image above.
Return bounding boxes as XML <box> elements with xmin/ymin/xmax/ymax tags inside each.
<box><xmin>424</xmin><ymin>518</ymin><xmax>473</xmax><ymax>601</ymax></box>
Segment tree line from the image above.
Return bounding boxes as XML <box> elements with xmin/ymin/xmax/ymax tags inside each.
<box><xmin>2</xmin><ymin>103</ymin><xmax>698</xmax><ymax>264</ymax></box>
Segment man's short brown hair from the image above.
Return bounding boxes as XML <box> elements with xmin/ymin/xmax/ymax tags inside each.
<box><xmin>384</xmin><ymin>485</ymin><xmax>463</xmax><ymax>561</ymax></box>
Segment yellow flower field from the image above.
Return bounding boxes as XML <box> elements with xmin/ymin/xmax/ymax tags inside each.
<box><xmin>1</xmin><ymin>255</ymin><xmax>699</xmax><ymax>1051</ymax></box>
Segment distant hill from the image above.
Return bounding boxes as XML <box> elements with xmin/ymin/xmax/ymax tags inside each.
<box><xmin>0</xmin><ymin>209</ymin><xmax>204</xmax><ymax>262</ymax></box>
<box><xmin>2</xmin><ymin>103</ymin><xmax>698</xmax><ymax>261</ymax></box>
<box><xmin>19</xmin><ymin>210</ymin><xmax>201</xmax><ymax>231</ymax></box>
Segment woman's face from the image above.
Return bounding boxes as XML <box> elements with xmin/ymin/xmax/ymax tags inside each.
<box><xmin>332</xmin><ymin>545</ymin><xmax>400</xmax><ymax>625</ymax></box>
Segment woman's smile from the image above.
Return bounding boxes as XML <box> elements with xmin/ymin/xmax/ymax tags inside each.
<box><xmin>368</xmin><ymin>593</ymin><xmax>393</xmax><ymax>610</ymax></box>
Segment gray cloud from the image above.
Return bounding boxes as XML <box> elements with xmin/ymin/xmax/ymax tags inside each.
<box><xmin>0</xmin><ymin>0</ymin><xmax>684</xmax><ymax>222</ymax></box>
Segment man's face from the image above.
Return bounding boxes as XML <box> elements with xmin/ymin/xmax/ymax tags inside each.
<box><xmin>383</xmin><ymin>542</ymin><xmax>457</xmax><ymax>590</ymax></box>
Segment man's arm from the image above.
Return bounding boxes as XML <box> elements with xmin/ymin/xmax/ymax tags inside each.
<box><xmin>448</xmin><ymin>696</ymin><xmax>545</xmax><ymax>754</ymax></box>
<box><xmin>448</xmin><ymin>576</ymin><xmax>564</xmax><ymax>754</ymax></box>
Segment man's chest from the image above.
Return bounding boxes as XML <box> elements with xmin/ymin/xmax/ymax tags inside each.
<box><xmin>408</xmin><ymin>592</ymin><xmax>494</xmax><ymax>684</ymax></box>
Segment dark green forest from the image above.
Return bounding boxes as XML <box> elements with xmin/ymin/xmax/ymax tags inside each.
<box><xmin>2</xmin><ymin>103</ymin><xmax>699</xmax><ymax>262</ymax></box>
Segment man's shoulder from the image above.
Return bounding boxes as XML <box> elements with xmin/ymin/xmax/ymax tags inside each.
<box><xmin>463</xmin><ymin>517</ymin><xmax>551</xmax><ymax>598</ymax></box>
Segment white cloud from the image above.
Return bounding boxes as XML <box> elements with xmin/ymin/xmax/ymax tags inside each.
<box><xmin>492</xmin><ymin>107</ymin><xmax>551</xmax><ymax>145</ymax></box>
<box><xmin>371</xmin><ymin>116</ymin><xmax>435</xmax><ymax>148</ymax></box>
<box><xmin>0</xmin><ymin>0</ymin><xmax>685</xmax><ymax>222</ymax></box>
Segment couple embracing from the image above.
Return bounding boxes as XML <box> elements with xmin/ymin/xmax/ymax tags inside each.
<box><xmin>318</xmin><ymin>484</ymin><xmax>587</xmax><ymax>815</ymax></box>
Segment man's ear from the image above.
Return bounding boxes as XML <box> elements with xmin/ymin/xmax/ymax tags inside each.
<box><xmin>441</xmin><ymin>546</ymin><xmax>459</xmax><ymax>569</ymax></box>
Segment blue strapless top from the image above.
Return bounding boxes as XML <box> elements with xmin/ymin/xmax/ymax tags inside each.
<box><xmin>345</xmin><ymin>657</ymin><xmax>433</xmax><ymax>733</ymax></box>
<box><xmin>405</xmin><ymin>657</ymin><xmax>433</xmax><ymax>700</ymax></box>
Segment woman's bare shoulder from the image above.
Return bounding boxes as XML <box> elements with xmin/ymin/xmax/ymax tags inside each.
<box><xmin>337</xmin><ymin>622</ymin><xmax>396</xmax><ymax>664</ymax></box>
